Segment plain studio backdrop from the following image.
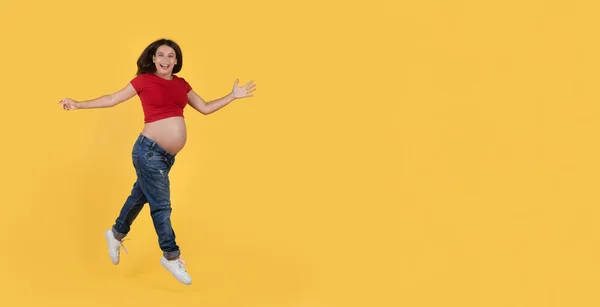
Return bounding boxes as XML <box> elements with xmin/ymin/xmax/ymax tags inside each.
<box><xmin>2</xmin><ymin>0</ymin><xmax>600</xmax><ymax>306</ymax></box>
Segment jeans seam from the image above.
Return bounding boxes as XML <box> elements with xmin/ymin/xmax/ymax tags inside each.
<box><xmin>114</xmin><ymin>189</ymin><xmax>145</xmax><ymax>236</ymax></box>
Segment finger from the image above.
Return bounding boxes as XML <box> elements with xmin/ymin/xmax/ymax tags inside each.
<box><xmin>247</xmin><ymin>83</ymin><xmax>256</xmax><ymax>90</ymax></box>
<box><xmin>234</xmin><ymin>79</ymin><xmax>239</xmax><ymax>86</ymax></box>
<box><xmin>248</xmin><ymin>88</ymin><xmax>256</xmax><ymax>93</ymax></box>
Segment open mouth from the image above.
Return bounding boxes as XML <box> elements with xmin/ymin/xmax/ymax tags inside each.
<box><xmin>160</xmin><ymin>64</ymin><xmax>170</xmax><ymax>69</ymax></box>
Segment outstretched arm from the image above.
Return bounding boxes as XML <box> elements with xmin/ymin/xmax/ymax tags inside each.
<box><xmin>187</xmin><ymin>79</ymin><xmax>256</xmax><ymax>115</ymax></box>
<box><xmin>58</xmin><ymin>83</ymin><xmax>137</xmax><ymax>111</ymax></box>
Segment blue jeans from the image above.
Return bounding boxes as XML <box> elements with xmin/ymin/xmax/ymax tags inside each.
<box><xmin>112</xmin><ymin>134</ymin><xmax>180</xmax><ymax>260</ymax></box>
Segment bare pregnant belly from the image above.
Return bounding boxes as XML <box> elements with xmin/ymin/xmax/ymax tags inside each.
<box><xmin>141</xmin><ymin>116</ymin><xmax>187</xmax><ymax>155</ymax></box>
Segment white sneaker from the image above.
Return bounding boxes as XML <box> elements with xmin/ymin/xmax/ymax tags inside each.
<box><xmin>104</xmin><ymin>229</ymin><xmax>128</xmax><ymax>265</ymax></box>
<box><xmin>160</xmin><ymin>256</ymin><xmax>192</xmax><ymax>285</ymax></box>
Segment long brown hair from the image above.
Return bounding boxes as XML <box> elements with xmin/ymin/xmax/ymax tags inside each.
<box><xmin>136</xmin><ymin>38</ymin><xmax>183</xmax><ymax>75</ymax></box>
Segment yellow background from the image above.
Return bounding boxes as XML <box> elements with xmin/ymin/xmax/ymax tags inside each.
<box><xmin>1</xmin><ymin>0</ymin><xmax>600</xmax><ymax>306</ymax></box>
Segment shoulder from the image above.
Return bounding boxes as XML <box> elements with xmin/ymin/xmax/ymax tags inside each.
<box><xmin>130</xmin><ymin>73</ymin><xmax>153</xmax><ymax>92</ymax></box>
<box><xmin>173</xmin><ymin>75</ymin><xmax>193</xmax><ymax>91</ymax></box>
<box><xmin>131</xmin><ymin>73</ymin><xmax>152</xmax><ymax>83</ymax></box>
<box><xmin>173</xmin><ymin>74</ymin><xmax>188</xmax><ymax>83</ymax></box>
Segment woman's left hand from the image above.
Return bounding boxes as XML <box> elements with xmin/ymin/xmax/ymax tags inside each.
<box><xmin>232</xmin><ymin>79</ymin><xmax>257</xmax><ymax>99</ymax></box>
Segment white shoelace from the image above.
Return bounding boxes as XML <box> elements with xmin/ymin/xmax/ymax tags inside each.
<box><xmin>116</xmin><ymin>239</ymin><xmax>129</xmax><ymax>254</ymax></box>
<box><xmin>173</xmin><ymin>258</ymin><xmax>187</xmax><ymax>271</ymax></box>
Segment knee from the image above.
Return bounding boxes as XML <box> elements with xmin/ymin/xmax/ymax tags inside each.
<box><xmin>150</xmin><ymin>203</ymin><xmax>172</xmax><ymax>216</ymax></box>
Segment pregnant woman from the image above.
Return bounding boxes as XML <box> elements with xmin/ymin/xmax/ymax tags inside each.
<box><xmin>58</xmin><ymin>38</ymin><xmax>257</xmax><ymax>285</ymax></box>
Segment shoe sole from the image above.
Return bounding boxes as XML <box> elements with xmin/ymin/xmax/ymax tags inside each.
<box><xmin>160</xmin><ymin>258</ymin><xmax>192</xmax><ymax>285</ymax></box>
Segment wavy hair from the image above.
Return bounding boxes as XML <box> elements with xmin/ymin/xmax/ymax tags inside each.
<box><xmin>136</xmin><ymin>38</ymin><xmax>183</xmax><ymax>75</ymax></box>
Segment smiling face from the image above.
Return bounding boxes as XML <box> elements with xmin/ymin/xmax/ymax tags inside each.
<box><xmin>152</xmin><ymin>45</ymin><xmax>178</xmax><ymax>77</ymax></box>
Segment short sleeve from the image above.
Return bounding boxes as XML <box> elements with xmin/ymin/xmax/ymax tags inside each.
<box><xmin>130</xmin><ymin>74</ymin><xmax>144</xmax><ymax>94</ymax></box>
<box><xmin>179</xmin><ymin>77</ymin><xmax>192</xmax><ymax>93</ymax></box>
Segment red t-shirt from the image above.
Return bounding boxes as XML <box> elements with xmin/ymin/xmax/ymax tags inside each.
<box><xmin>130</xmin><ymin>73</ymin><xmax>193</xmax><ymax>123</ymax></box>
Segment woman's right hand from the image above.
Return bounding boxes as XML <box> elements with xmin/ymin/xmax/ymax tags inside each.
<box><xmin>58</xmin><ymin>98</ymin><xmax>79</xmax><ymax>111</ymax></box>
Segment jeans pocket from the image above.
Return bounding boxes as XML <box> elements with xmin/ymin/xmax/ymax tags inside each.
<box><xmin>145</xmin><ymin>151</ymin><xmax>169</xmax><ymax>172</ymax></box>
<box><xmin>145</xmin><ymin>151</ymin><xmax>167</xmax><ymax>161</ymax></box>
